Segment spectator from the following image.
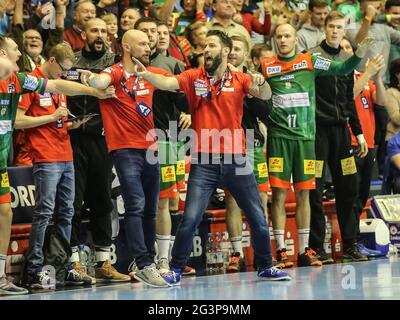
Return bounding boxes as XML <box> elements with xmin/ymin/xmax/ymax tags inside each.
<box><xmin>120</xmin><ymin>8</ymin><xmax>141</xmax><ymax>34</ymax></box>
<box><xmin>173</xmin><ymin>0</ymin><xmax>207</xmax><ymax>36</ymax></box>
<box><xmin>187</xmin><ymin>21</ymin><xmax>207</xmax><ymax>66</ymax></box>
<box><xmin>346</xmin><ymin>0</ymin><xmax>400</xmax><ymax>84</ymax></box>
<box><xmin>385</xmin><ymin>0</ymin><xmax>400</xmax><ymax>83</ymax></box>
<box><xmin>385</xmin><ymin>58</ymin><xmax>400</xmax><ymax>142</ymax></box>
<box><xmin>101</xmin><ymin>12</ymin><xmax>119</xmax><ymax>53</ymax></box>
<box><xmin>207</xmin><ymin>0</ymin><xmax>252</xmax><ymax>51</ymax></box>
<box><xmin>229</xmin><ymin>34</ymin><xmax>249</xmax><ymax>71</ymax></box>
<box><xmin>96</xmin><ymin>0</ymin><xmax>125</xmax><ymax>18</ymax></box>
<box><xmin>64</xmin><ymin>0</ymin><xmax>97</xmax><ymax>51</ymax></box>
<box><xmin>383</xmin><ymin>132</ymin><xmax>400</xmax><ymax>194</ymax></box>
<box><xmin>297</xmin><ymin>0</ymin><xmax>329</xmax><ymax>52</ymax></box>
<box><xmin>232</xmin><ymin>0</ymin><xmax>272</xmax><ymax>36</ymax></box>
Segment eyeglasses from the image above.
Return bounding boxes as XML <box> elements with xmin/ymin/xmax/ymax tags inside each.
<box><xmin>55</xmin><ymin>59</ymin><xmax>69</xmax><ymax>73</ymax></box>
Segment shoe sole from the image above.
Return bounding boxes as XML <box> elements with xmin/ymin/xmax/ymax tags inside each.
<box><xmin>133</xmin><ymin>274</ymin><xmax>170</xmax><ymax>288</ymax></box>
<box><xmin>342</xmin><ymin>257</ymin><xmax>369</xmax><ymax>263</ymax></box>
<box><xmin>96</xmin><ymin>278</ymin><xmax>131</xmax><ymax>283</ymax></box>
<box><xmin>257</xmin><ymin>275</ymin><xmax>292</xmax><ymax>281</ymax></box>
<box><xmin>320</xmin><ymin>259</ymin><xmax>335</xmax><ymax>264</ymax></box>
<box><xmin>0</xmin><ymin>289</ymin><xmax>29</xmax><ymax>296</ymax></box>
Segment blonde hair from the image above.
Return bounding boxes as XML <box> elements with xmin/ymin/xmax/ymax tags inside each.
<box><xmin>48</xmin><ymin>43</ymin><xmax>75</xmax><ymax>64</ymax></box>
<box><xmin>101</xmin><ymin>12</ymin><xmax>118</xmax><ymax>25</ymax></box>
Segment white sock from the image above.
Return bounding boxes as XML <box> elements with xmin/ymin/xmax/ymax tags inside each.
<box><xmin>169</xmin><ymin>236</ymin><xmax>175</xmax><ymax>261</ymax></box>
<box><xmin>231</xmin><ymin>236</ymin><xmax>244</xmax><ymax>257</ymax></box>
<box><xmin>95</xmin><ymin>246</ymin><xmax>111</xmax><ymax>263</ymax></box>
<box><xmin>274</xmin><ymin>230</ymin><xmax>285</xmax><ymax>251</ymax></box>
<box><xmin>70</xmin><ymin>246</ymin><xmax>79</xmax><ymax>263</ymax></box>
<box><xmin>0</xmin><ymin>254</ymin><xmax>6</xmax><ymax>278</ymax></box>
<box><xmin>156</xmin><ymin>234</ymin><xmax>171</xmax><ymax>260</ymax></box>
<box><xmin>298</xmin><ymin>229</ymin><xmax>310</xmax><ymax>253</ymax></box>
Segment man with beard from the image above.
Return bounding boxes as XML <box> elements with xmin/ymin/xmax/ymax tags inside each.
<box><xmin>259</xmin><ymin>23</ymin><xmax>372</xmax><ymax>268</ymax></box>
<box><xmin>134</xmin><ymin>17</ymin><xmax>193</xmax><ymax>277</ymax></box>
<box><xmin>78</xmin><ymin>29</ymin><xmax>174</xmax><ymax>288</ymax></box>
<box><xmin>64</xmin><ymin>0</ymin><xmax>97</xmax><ymax>51</ymax></box>
<box><xmin>128</xmin><ymin>30</ymin><xmax>292</xmax><ymax>286</ymax></box>
<box><xmin>0</xmin><ymin>35</ymin><xmax>114</xmax><ymax>295</ymax></box>
<box><xmin>67</xmin><ymin>18</ymin><xmax>130</xmax><ymax>284</ymax></box>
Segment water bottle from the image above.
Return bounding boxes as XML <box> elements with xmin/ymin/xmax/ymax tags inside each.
<box><xmin>205</xmin><ymin>233</ymin><xmax>214</xmax><ymax>275</ymax></box>
<box><xmin>215</xmin><ymin>232</ymin><xmax>224</xmax><ymax>274</ymax></box>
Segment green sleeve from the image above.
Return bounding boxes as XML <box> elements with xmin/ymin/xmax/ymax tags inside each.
<box><xmin>311</xmin><ymin>54</ymin><xmax>361</xmax><ymax>77</ymax></box>
<box><xmin>16</xmin><ymin>73</ymin><xmax>47</xmax><ymax>94</ymax></box>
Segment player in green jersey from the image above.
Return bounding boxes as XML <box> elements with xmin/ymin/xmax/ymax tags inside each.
<box><xmin>260</xmin><ymin>23</ymin><xmax>374</xmax><ymax>267</ymax></box>
<box><xmin>0</xmin><ymin>36</ymin><xmax>114</xmax><ymax>295</ymax></box>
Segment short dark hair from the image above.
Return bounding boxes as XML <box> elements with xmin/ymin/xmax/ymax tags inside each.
<box><xmin>134</xmin><ymin>16</ymin><xmax>158</xmax><ymax>30</ymax></box>
<box><xmin>309</xmin><ymin>0</ymin><xmax>329</xmax><ymax>11</ymax></box>
<box><xmin>389</xmin><ymin>58</ymin><xmax>400</xmax><ymax>89</ymax></box>
<box><xmin>206</xmin><ymin>30</ymin><xmax>232</xmax><ymax>53</ymax></box>
<box><xmin>385</xmin><ymin>0</ymin><xmax>400</xmax><ymax>11</ymax></box>
<box><xmin>250</xmin><ymin>43</ymin><xmax>272</xmax><ymax>61</ymax></box>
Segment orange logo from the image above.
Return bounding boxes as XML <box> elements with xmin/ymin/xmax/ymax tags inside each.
<box><xmin>269</xmin><ymin>157</ymin><xmax>284</xmax><ymax>173</ymax></box>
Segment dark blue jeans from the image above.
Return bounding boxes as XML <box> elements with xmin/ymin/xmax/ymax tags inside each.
<box><xmin>26</xmin><ymin>162</ymin><xmax>75</xmax><ymax>275</ymax></box>
<box><xmin>171</xmin><ymin>154</ymin><xmax>273</xmax><ymax>270</ymax></box>
<box><xmin>111</xmin><ymin>149</ymin><xmax>160</xmax><ymax>269</ymax></box>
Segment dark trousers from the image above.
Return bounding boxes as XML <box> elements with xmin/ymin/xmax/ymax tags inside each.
<box><xmin>171</xmin><ymin>154</ymin><xmax>272</xmax><ymax>270</ymax></box>
<box><xmin>310</xmin><ymin>126</ymin><xmax>358</xmax><ymax>251</ymax></box>
<box><xmin>354</xmin><ymin>147</ymin><xmax>376</xmax><ymax>238</ymax></box>
<box><xmin>111</xmin><ymin>148</ymin><xmax>160</xmax><ymax>269</ymax></box>
<box><xmin>70</xmin><ymin>135</ymin><xmax>114</xmax><ymax>248</ymax></box>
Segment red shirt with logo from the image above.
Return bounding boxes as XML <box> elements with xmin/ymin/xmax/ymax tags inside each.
<box><xmin>350</xmin><ymin>71</ymin><xmax>376</xmax><ymax>148</ymax></box>
<box><xmin>18</xmin><ymin>67</ymin><xmax>73</xmax><ymax>163</ymax></box>
<box><xmin>99</xmin><ymin>63</ymin><xmax>171</xmax><ymax>152</ymax></box>
<box><xmin>176</xmin><ymin>67</ymin><xmax>252</xmax><ymax>154</ymax></box>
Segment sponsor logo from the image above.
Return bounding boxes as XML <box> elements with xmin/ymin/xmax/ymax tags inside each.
<box><xmin>221</xmin><ymin>87</ymin><xmax>234</xmax><ymax>92</ymax></box>
<box><xmin>280</xmin><ymin>74</ymin><xmax>295</xmax><ymax>81</ymax></box>
<box><xmin>0</xmin><ymin>120</ymin><xmax>12</xmax><ymax>134</ymax></box>
<box><xmin>7</xmin><ymin>84</ymin><xmax>15</xmax><ymax>93</ymax></box>
<box><xmin>1</xmin><ymin>172</ymin><xmax>9</xmax><ymax>188</ymax></box>
<box><xmin>194</xmin><ymin>80</ymin><xmax>208</xmax><ymax>88</ymax></box>
<box><xmin>293</xmin><ymin>60</ymin><xmax>308</xmax><ymax>70</ymax></box>
<box><xmin>103</xmin><ymin>67</ymin><xmax>113</xmax><ymax>73</ymax></box>
<box><xmin>269</xmin><ymin>157</ymin><xmax>284</xmax><ymax>173</ymax></box>
<box><xmin>314</xmin><ymin>58</ymin><xmax>331</xmax><ymax>71</ymax></box>
<box><xmin>22</xmin><ymin>76</ymin><xmax>39</xmax><ymax>91</ymax></box>
<box><xmin>267</xmin><ymin>66</ymin><xmax>281</xmax><ymax>75</ymax></box>
<box><xmin>304</xmin><ymin>160</ymin><xmax>315</xmax><ymax>175</ymax></box>
<box><xmin>272</xmin><ymin>92</ymin><xmax>310</xmax><ymax>108</ymax></box>
<box><xmin>341</xmin><ymin>156</ymin><xmax>357</xmax><ymax>176</ymax></box>
<box><xmin>161</xmin><ymin>165</ymin><xmax>176</xmax><ymax>183</ymax></box>
<box><xmin>257</xmin><ymin>162</ymin><xmax>269</xmax><ymax>178</ymax></box>
<box><xmin>0</xmin><ymin>99</ymin><xmax>10</xmax><ymax>105</ymax></box>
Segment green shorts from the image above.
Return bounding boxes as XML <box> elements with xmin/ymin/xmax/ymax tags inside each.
<box><xmin>158</xmin><ymin>140</ymin><xmax>178</xmax><ymax>199</ymax></box>
<box><xmin>0</xmin><ymin>168</ymin><xmax>11</xmax><ymax>203</ymax></box>
<box><xmin>247</xmin><ymin>147</ymin><xmax>270</xmax><ymax>192</ymax></box>
<box><xmin>267</xmin><ymin>137</ymin><xmax>316</xmax><ymax>190</ymax></box>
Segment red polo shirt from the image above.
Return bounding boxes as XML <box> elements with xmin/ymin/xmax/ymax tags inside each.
<box><xmin>350</xmin><ymin>71</ymin><xmax>376</xmax><ymax>148</ymax></box>
<box><xmin>99</xmin><ymin>63</ymin><xmax>171</xmax><ymax>152</ymax></box>
<box><xmin>18</xmin><ymin>67</ymin><xmax>73</xmax><ymax>163</ymax></box>
<box><xmin>176</xmin><ymin>67</ymin><xmax>252</xmax><ymax>154</ymax></box>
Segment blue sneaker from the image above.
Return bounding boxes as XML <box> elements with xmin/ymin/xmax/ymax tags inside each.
<box><xmin>257</xmin><ymin>266</ymin><xmax>292</xmax><ymax>281</ymax></box>
<box><xmin>162</xmin><ymin>269</ymin><xmax>182</xmax><ymax>286</ymax></box>
<box><xmin>357</xmin><ymin>243</ymin><xmax>385</xmax><ymax>258</ymax></box>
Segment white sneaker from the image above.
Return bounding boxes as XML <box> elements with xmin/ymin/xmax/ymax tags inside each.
<box><xmin>156</xmin><ymin>258</ymin><xmax>170</xmax><ymax>275</ymax></box>
<box><xmin>133</xmin><ymin>264</ymin><xmax>169</xmax><ymax>288</ymax></box>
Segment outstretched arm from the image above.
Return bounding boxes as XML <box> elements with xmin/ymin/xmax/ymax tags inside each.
<box><xmin>77</xmin><ymin>69</ymin><xmax>112</xmax><ymax>89</ymax></box>
<box><xmin>132</xmin><ymin>57</ymin><xmax>180</xmax><ymax>91</ymax></box>
<box><xmin>45</xmin><ymin>79</ymin><xmax>115</xmax><ymax>98</ymax></box>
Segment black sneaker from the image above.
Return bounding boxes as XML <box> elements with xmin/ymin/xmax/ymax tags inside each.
<box><xmin>314</xmin><ymin>247</ymin><xmax>335</xmax><ymax>264</ymax></box>
<box><xmin>65</xmin><ymin>269</ymin><xmax>88</xmax><ymax>286</ymax></box>
<box><xmin>297</xmin><ymin>248</ymin><xmax>323</xmax><ymax>267</ymax></box>
<box><xmin>28</xmin><ymin>271</ymin><xmax>56</xmax><ymax>291</ymax></box>
<box><xmin>342</xmin><ymin>244</ymin><xmax>369</xmax><ymax>262</ymax></box>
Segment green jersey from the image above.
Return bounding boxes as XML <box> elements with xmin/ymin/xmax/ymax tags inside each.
<box><xmin>260</xmin><ymin>51</ymin><xmax>361</xmax><ymax>140</ymax></box>
<box><xmin>0</xmin><ymin>72</ymin><xmax>46</xmax><ymax>167</ymax></box>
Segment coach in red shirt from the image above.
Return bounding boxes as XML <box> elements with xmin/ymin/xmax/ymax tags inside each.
<box><xmin>131</xmin><ymin>30</ymin><xmax>292</xmax><ymax>285</ymax></box>
<box><xmin>78</xmin><ymin>29</ymin><xmax>172</xmax><ymax>288</ymax></box>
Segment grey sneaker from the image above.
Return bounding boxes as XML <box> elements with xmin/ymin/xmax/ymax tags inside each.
<box><xmin>156</xmin><ymin>258</ymin><xmax>170</xmax><ymax>275</ymax></box>
<box><xmin>134</xmin><ymin>264</ymin><xmax>169</xmax><ymax>288</ymax></box>
<box><xmin>0</xmin><ymin>276</ymin><xmax>29</xmax><ymax>296</ymax></box>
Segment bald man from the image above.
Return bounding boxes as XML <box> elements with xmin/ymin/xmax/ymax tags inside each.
<box><xmin>259</xmin><ymin>23</ymin><xmax>373</xmax><ymax>267</ymax></box>
<box><xmin>66</xmin><ymin>18</ymin><xmax>130</xmax><ymax>284</ymax></box>
<box><xmin>77</xmin><ymin>30</ymin><xmax>172</xmax><ymax>288</ymax></box>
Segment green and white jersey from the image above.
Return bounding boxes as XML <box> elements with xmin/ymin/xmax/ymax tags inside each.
<box><xmin>260</xmin><ymin>51</ymin><xmax>361</xmax><ymax>141</ymax></box>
